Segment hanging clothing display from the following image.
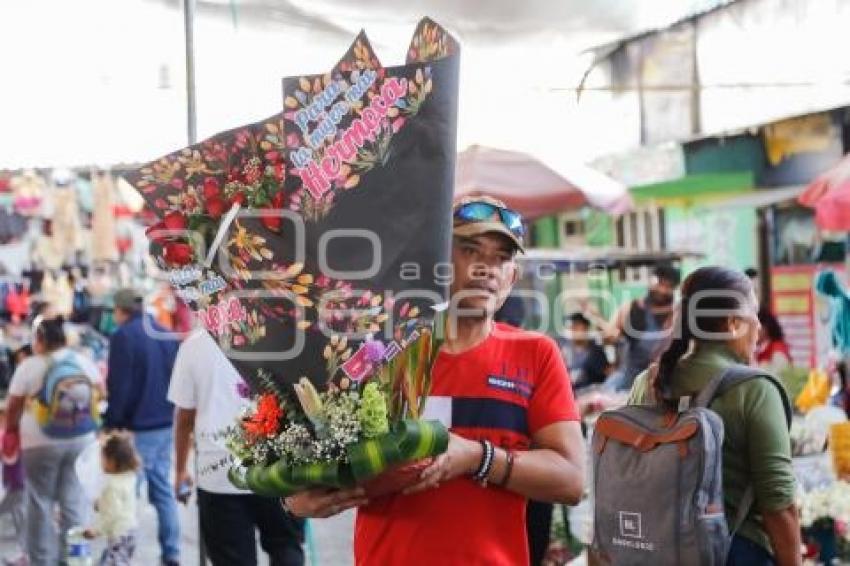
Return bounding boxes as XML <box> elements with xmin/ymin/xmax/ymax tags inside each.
<box><xmin>91</xmin><ymin>173</ymin><xmax>118</xmax><ymax>262</ymax></box>
<box><xmin>10</xmin><ymin>170</ymin><xmax>44</xmax><ymax>216</ymax></box>
<box><xmin>50</xmin><ymin>186</ymin><xmax>84</xmax><ymax>264</ymax></box>
<box><xmin>32</xmin><ymin>223</ymin><xmax>65</xmax><ymax>271</ymax></box>
<box><xmin>41</xmin><ymin>271</ymin><xmax>74</xmax><ymax>317</ymax></box>
<box><xmin>815</xmin><ymin>270</ymin><xmax>850</xmax><ymax>356</ymax></box>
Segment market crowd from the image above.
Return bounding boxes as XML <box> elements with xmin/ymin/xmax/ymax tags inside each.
<box><xmin>0</xmin><ymin>197</ymin><xmax>846</xmax><ymax>566</ymax></box>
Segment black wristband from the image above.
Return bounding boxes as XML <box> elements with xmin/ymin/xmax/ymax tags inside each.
<box><xmin>472</xmin><ymin>439</ymin><xmax>494</xmax><ymax>485</ymax></box>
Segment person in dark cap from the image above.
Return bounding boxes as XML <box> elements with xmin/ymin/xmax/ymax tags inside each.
<box><xmin>560</xmin><ymin>313</ymin><xmax>610</xmax><ymax>390</ymax></box>
<box><xmin>585</xmin><ymin>264</ymin><xmax>681</xmax><ymax>391</ymax></box>
<box><xmin>106</xmin><ymin>288</ymin><xmax>181</xmax><ymax>566</ymax></box>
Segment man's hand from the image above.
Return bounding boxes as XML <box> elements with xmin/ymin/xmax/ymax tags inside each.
<box><xmin>174</xmin><ymin>469</ymin><xmax>193</xmax><ymax>503</ymax></box>
<box><xmin>403</xmin><ymin>433</ymin><xmax>481</xmax><ymax>494</ymax></box>
<box><xmin>283</xmin><ymin>487</ymin><xmax>368</xmax><ymax>518</ymax></box>
<box><xmin>1</xmin><ymin>430</ymin><xmax>20</xmax><ymax>464</ymax></box>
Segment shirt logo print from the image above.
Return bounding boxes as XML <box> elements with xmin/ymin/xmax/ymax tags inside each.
<box><xmin>486</xmin><ymin>362</ymin><xmax>532</xmax><ymax>399</ymax></box>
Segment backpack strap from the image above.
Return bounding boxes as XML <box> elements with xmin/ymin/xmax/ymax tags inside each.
<box><xmin>36</xmin><ymin>352</ymin><xmax>58</xmax><ymax>405</ymax></box>
<box><xmin>694</xmin><ymin>364</ymin><xmax>793</xmax><ymax>536</ymax></box>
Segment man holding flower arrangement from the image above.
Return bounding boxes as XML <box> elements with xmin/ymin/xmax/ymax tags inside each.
<box><xmin>285</xmin><ymin>197</ymin><xmax>586</xmax><ymax>565</ymax></box>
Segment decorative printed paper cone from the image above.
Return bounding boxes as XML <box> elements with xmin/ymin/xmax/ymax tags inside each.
<box><xmin>126</xmin><ymin>18</ymin><xmax>459</xmax><ymax>495</ymax></box>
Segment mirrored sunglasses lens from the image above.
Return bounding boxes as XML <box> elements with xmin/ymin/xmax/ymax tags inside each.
<box><xmin>500</xmin><ymin>210</ymin><xmax>524</xmax><ymax>235</ymax></box>
<box><xmin>455</xmin><ymin>202</ymin><xmax>497</xmax><ymax>221</ymax></box>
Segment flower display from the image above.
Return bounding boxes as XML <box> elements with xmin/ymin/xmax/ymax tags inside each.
<box><xmin>224</xmin><ymin>321</ymin><xmax>446</xmax><ymax>496</ymax></box>
<box><xmin>126</xmin><ymin>17</ymin><xmax>459</xmax><ymax>499</ymax></box>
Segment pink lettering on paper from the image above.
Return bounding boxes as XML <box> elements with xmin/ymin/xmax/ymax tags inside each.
<box><xmin>295</xmin><ymin>76</ymin><xmax>408</xmax><ymax>199</ymax></box>
<box><xmin>198</xmin><ymin>297</ymin><xmax>247</xmax><ymax>335</ymax></box>
<box><xmin>296</xmin><ymin>160</ymin><xmax>332</xmax><ymax>199</ymax></box>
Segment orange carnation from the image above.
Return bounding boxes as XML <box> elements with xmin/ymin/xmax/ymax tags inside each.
<box><xmin>243</xmin><ymin>393</ymin><xmax>283</xmax><ymax>438</ymax></box>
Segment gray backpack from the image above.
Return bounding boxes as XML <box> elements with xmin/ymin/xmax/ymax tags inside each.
<box><xmin>591</xmin><ymin>365</ymin><xmax>791</xmax><ymax>566</ymax></box>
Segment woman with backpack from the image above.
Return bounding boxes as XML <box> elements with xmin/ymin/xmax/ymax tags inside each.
<box><xmin>627</xmin><ymin>266</ymin><xmax>801</xmax><ymax>565</ymax></box>
<box><xmin>3</xmin><ymin>316</ymin><xmax>101</xmax><ymax>565</ymax></box>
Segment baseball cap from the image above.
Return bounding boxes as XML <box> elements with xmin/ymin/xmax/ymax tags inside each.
<box><xmin>113</xmin><ymin>288</ymin><xmax>142</xmax><ymax>311</ymax></box>
<box><xmin>452</xmin><ymin>195</ymin><xmax>525</xmax><ymax>253</ymax></box>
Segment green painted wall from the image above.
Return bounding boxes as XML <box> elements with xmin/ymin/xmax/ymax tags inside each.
<box><xmin>630</xmin><ymin>172</ymin><xmax>754</xmax><ymax>202</ymax></box>
<box><xmin>684</xmin><ymin>135</ymin><xmax>766</xmax><ymax>177</ymax></box>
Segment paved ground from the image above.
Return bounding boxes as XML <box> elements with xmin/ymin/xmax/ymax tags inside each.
<box><xmin>0</xmin><ymin>489</ymin><xmax>355</xmax><ymax>565</ymax></box>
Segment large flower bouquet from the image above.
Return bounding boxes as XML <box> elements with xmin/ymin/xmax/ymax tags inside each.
<box><xmin>226</xmin><ymin>323</ymin><xmax>447</xmax><ymax>497</ymax></box>
<box><xmin>126</xmin><ymin>19</ymin><xmax>460</xmax><ymax>497</ymax></box>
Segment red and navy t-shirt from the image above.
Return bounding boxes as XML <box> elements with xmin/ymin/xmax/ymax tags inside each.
<box><xmin>355</xmin><ymin>323</ymin><xmax>579</xmax><ymax>565</ymax></box>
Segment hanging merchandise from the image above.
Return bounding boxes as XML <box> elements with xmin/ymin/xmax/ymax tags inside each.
<box><xmin>32</xmin><ymin>220</ymin><xmax>65</xmax><ymax>271</ymax></box>
<box><xmin>0</xmin><ymin>209</ymin><xmax>28</xmax><ymax>245</ymax></box>
<box><xmin>5</xmin><ymin>283</ymin><xmax>30</xmax><ymax>323</ymax></box>
<box><xmin>51</xmin><ymin>185</ymin><xmax>84</xmax><ymax>265</ymax></box>
<box><xmin>10</xmin><ymin>170</ymin><xmax>45</xmax><ymax>216</ymax></box>
<box><xmin>58</xmin><ymin>273</ymin><xmax>74</xmax><ymax>318</ymax></box>
<box><xmin>815</xmin><ymin>270</ymin><xmax>850</xmax><ymax>355</ymax></box>
<box><xmin>91</xmin><ymin>173</ymin><xmax>118</xmax><ymax>262</ymax></box>
<box><xmin>70</xmin><ymin>268</ymin><xmax>91</xmax><ymax>323</ymax></box>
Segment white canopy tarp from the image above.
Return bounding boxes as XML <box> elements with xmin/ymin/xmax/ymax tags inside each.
<box><xmin>455</xmin><ymin>145</ymin><xmax>633</xmax><ymax>220</ymax></box>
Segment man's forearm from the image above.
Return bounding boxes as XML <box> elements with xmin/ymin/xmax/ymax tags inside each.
<box><xmin>762</xmin><ymin>504</ymin><xmax>802</xmax><ymax>566</ymax></box>
<box><xmin>4</xmin><ymin>395</ymin><xmax>24</xmax><ymax>433</ymax></box>
<box><xmin>489</xmin><ymin>447</ymin><xmax>584</xmax><ymax>504</ymax></box>
<box><xmin>173</xmin><ymin>408</ymin><xmax>196</xmax><ymax>475</ymax></box>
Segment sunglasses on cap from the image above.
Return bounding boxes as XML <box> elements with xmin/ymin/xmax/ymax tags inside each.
<box><xmin>453</xmin><ymin>202</ymin><xmax>525</xmax><ymax>237</ymax></box>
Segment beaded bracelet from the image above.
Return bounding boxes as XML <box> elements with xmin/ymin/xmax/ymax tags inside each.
<box><xmin>472</xmin><ymin>439</ymin><xmax>495</xmax><ymax>486</ymax></box>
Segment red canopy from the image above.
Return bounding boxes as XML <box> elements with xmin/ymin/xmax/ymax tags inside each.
<box><xmin>454</xmin><ymin>145</ymin><xmax>632</xmax><ymax>221</ymax></box>
<box><xmin>799</xmin><ymin>153</ymin><xmax>850</xmax><ymax>231</ymax></box>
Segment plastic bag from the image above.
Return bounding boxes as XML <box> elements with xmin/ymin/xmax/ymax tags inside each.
<box><xmin>795</xmin><ymin>369</ymin><xmax>832</xmax><ymax>413</ymax></box>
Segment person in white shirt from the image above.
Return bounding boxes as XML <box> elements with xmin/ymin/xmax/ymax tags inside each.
<box><xmin>4</xmin><ymin>317</ymin><xmax>99</xmax><ymax>565</ymax></box>
<box><xmin>84</xmin><ymin>431</ymin><xmax>141</xmax><ymax>565</ymax></box>
<box><xmin>168</xmin><ymin>330</ymin><xmax>304</xmax><ymax>565</ymax></box>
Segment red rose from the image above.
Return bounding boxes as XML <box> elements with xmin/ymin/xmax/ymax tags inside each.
<box><xmin>203</xmin><ymin>177</ymin><xmax>220</xmax><ymax>200</ymax></box>
<box><xmin>260</xmin><ymin>210</ymin><xmax>281</xmax><ymax>232</ymax></box>
<box><xmin>162</xmin><ymin>211</ymin><xmax>188</xmax><ymax>232</ymax></box>
<box><xmin>230</xmin><ymin>193</ymin><xmax>246</xmax><ymax>207</ymax></box>
<box><xmin>206</xmin><ymin>195</ymin><xmax>227</xmax><ymax>219</ymax></box>
<box><xmin>163</xmin><ymin>241</ymin><xmax>194</xmax><ymax>266</ymax></box>
<box><xmin>271</xmin><ymin>192</ymin><xmax>285</xmax><ymax>209</ymax></box>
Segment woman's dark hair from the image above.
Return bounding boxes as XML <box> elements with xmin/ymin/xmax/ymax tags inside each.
<box><xmin>758</xmin><ymin>310</ymin><xmax>785</xmax><ymax>341</ymax></box>
<box><xmin>102</xmin><ymin>431</ymin><xmax>141</xmax><ymax>473</ymax></box>
<box><xmin>653</xmin><ymin>266</ymin><xmax>753</xmax><ymax>400</ymax></box>
<box><xmin>35</xmin><ymin>317</ymin><xmax>67</xmax><ymax>352</ymax></box>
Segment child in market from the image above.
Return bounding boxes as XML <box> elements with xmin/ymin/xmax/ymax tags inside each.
<box><xmin>84</xmin><ymin>431</ymin><xmax>140</xmax><ymax>566</ymax></box>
